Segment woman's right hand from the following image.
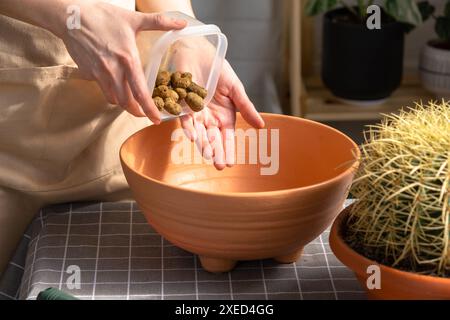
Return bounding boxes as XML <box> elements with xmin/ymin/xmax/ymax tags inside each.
<box><xmin>54</xmin><ymin>0</ymin><xmax>186</xmax><ymax>124</ymax></box>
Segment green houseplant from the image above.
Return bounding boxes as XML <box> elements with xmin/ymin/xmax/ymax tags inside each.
<box><xmin>330</xmin><ymin>101</ymin><xmax>450</xmax><ymax>299</ymax></box>
<box><xmin>305</xmin><ymin>0</ymin><xmax>424</xmax><ymax>104</ymax></box>
<box><xmin>419</xmin><ymin>0</ymin><xmax>450</xmax><ymax>98</ymax></box>
<box><xmin>306</xmin><ymin>0</ymin><xmax>423</xmax><ymax>25</ymax></box>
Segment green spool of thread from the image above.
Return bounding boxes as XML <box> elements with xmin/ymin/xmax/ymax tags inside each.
<box><xmin>37</xmin><ymin>288</ymin><xmax>79</xmax><ymax>300</ymax></box>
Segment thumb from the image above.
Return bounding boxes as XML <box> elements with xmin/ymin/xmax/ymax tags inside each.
<box><xmin>135</xmin><ymin>13</ymin><xmax>187</xmax><ymax>32</ymax></box>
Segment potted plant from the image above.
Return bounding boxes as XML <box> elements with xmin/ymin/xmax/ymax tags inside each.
<box><xmin>330</xmin><ymin>101</ymin><xmax>450</xmax><ymax>299</ymax></box>
<box><xmin>419</xmin><ymin>1</ymin><xmax>450</xmax><ymax>98</ymax></box>
<box><xmin>305</xmin><ymin>0</ymin><xmax>424</xmax><ymax>105</ymax></box>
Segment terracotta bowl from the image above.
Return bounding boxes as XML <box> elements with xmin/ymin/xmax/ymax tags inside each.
<box><xmin>330</xmin><ymin>205</ymin><xmax>450</xmax><ymax>299</ymax></box>
<box><xmin>120</xmin><ymin>113</ymin><xmax>359</xmax><ymax>272</ymax></box>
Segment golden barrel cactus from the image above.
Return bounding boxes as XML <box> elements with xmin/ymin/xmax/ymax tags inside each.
<box><xmin>346</xmin><ymin>101</ymin><xmax>450</xmax><ymax>277</ymax></box>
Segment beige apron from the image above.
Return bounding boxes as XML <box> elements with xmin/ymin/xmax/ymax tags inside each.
<box><xmin>0</xmin><ymin>15</ymin><xmax>150</xmax><ymax>275</ymax></box>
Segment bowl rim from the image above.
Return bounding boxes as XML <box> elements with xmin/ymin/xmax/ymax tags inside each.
<box><xmin>330</xmin><ymin>204</ymin><xmax>450</xmax><ymax>285</ymax></box>
<box><xmin>119</xmin><ymin>112</ymin><xmax>360</xmax><ymax>198</ymax></box>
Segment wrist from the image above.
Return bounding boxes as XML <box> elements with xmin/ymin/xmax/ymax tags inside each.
<box><xmin>41</xmin><ymin>1</ymin><xmax>70</xmax><ymax>38</ymax></box>
<box><xmin>40</xmin><ymin>0</ymin><xmax>96</xmax><ymax>39</ymax></box>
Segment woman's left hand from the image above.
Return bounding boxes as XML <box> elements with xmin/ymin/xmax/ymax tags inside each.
<box><xmin>179</xmin><ymin>60</ymin><xmax>265</xmax><ymax>170</ymax></box>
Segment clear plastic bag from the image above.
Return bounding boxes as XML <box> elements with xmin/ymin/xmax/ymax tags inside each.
<box><xmin>144</xmin><ymin>12</ymin><xmax>228</xmax><ymax>120</ymax></box>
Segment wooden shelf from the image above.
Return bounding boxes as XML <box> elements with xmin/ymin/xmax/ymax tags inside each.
<box><xmin>285</xmin><ymin>0</ymin><xmax>435</xmax><ymax>122</ymax></box>
<box><xmin>303</xmin><ymin>75</ymin><xmax>435</xmax><ymax>122</ymax></box>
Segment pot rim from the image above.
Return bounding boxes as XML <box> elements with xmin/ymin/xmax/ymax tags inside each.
<box><xmin>425</xmin><ymin>40</ymin><xmax>450</xmax><ymax>53</ymax></box>
<box><xmin>120</xmin><ymin>112</ymin><xmax>360</xmax><ymax>198</ymax></box>
<box><xmin>324</xmin><ymin>6</ymin><xmax>401</xmax><ymax>29</ymax></box>
<box><xmin>330</xmin><ymin>204</ymin><xmax>450</xmax><ymax>285</ymax></box>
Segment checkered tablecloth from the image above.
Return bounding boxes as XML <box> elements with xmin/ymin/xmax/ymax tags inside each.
<box><xmin>1</xmin><ymin>201</ymin><xmax>365</xmax><ymax>300</ymax></box>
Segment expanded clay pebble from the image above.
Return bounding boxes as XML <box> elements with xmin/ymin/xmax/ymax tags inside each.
<box><xmin>153</xmin><ymin>96</ymin><xmax>164</xmax><ymax>111</ymax></box>
<box><xmin>153</xmin><ymin>85</ymin><xmax>179</xmax><ymax>101</ymax></box>
<box><xmin>156</xmin><ymin>70</ymin><xmax>171</xmax><ymax>86</ymax></box>
<box><xmin>169</xmin><ymin>89</ymin><xmax>179</xmax><ymax>101</ymax></box>
<box><xmin>188</xmin><ymin>82</ymin><xmax>207</xmax><ymax>99</ymax></box>
<box><xmin>153</xmin><ymin>70</ymin><xmax>208</xmax><ymax>115</ymax></box>
<box><xmin>153</xmin><ymin>85</ymin><xmax>169</xmax><ymax>98</ymax></box>
<box><xmin>174</xmin><ymin>88</ymin><xmax>187</xmax><ymax>100</ymax></box>
<box><xmin>185</xmin><ymin>92</ymin><xmax>204</xmax><ymax>112</ymax></box>
<box><xmin>163</xmin><ymin>98</ymin><xmax>182</xmax><ymax>115</ymax></box>
<box><xmin>182</xmin><ymin>72</ymin><xmax>193</xmax><ymax>81</ymax></box>
<box><xmin>171</xmin><ymin>71</ymin><xmax>192</xmax><ymax>89</ymax></box>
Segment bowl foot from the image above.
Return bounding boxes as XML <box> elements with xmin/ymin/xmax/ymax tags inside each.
<box><xmin>199</xmin><ymin>256</ymin><xmax>237</xmax><ymax>273</ymax></box>
<box><xmin>273</xmin><ymin>247</ymin><xmax>304</xmax><ymax>264</ymax></box>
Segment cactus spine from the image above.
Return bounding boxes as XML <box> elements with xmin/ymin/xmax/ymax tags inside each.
<box><xmin>346</xmin><ymin>101</ymin><xmax>449</xmax><ymax>277</ymax></box>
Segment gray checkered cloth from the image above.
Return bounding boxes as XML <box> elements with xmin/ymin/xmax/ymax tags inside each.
<box><xmin>1</xmin><ymin>201</ymin><xmax>365</xmax><ymax>300</ymax></box>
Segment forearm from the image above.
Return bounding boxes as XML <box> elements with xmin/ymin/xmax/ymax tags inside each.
<box><xmin>0</xmin><ymin>0</ymin><xmax>93</xmax><ymax>38</ymax></box>
<box><xmin>136</xmin><ymin>0</ymin><xmax>194</xmax><ymax>17</ymax></box>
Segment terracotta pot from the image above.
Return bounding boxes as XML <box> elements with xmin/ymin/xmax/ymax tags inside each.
<box><xmin>330</xmin><ymin>205</ymin><xmax>450</xmax><ymax>300</ymax></box>
<box><xmin>120</xmin><ymin>113</ymin><xmax>359</xmax><ymax>272</ymax></box>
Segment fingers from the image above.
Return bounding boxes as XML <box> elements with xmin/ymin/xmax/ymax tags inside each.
<box><xmin>181</xmin><ymin>118</ymin><xmax>232</xmax><ymax>171</ymax></box>
<box><xmin>180</xmin><ymin>115</ymin><xmax>197</xmax><ymax>141</ymax></box>
<box><xmin>108</xmin><ymin>67</ymin><xmax>133</xmax><ymax>112</ymax></box>
<box><xmin>95</xmin><ymin>76</ymin><xmax>118</xmax><ymax>105</ymax></box>
<box><xmin>180</xmin><ymin>114</ymin><xmax>228</xmax><ymax>170</ymax></box>
<box><xmin>206</xmin><ymin>126</ymin><xmax>225</xmax><ymax>170</ymax></box>
<box><xmin>122</xmin><ymin>81</ymin><xmax>146</xmax><ymax>117</ymax></box>
<box><xmin>194</xmin><ymin>121</ymin><xmax>213</xmax><ymax>160</ymax></box>
<box><xmin>120</xmin><ymin>50</ymin><xmax>161</xmax><ymax>124</ymax></box>
<box><xmin>97</xmin><ymin>59</ymin><xmax>146</xmax><ymax>117</ymax></box>
<box><xmin>136</xmin><ymin>13</ymin><xmax>187</xmax><ymax>32</ymax></box>
<box><xmin>230</xmin><ymin>82</ymin><xmax>265</xmax><ymax>129</ymax></box>
<box><xmin>95</xmin><ymin>46</ymin><xmax>160</xmax><ymax>122</ymax></box>
<box><xmin>221</xmin><ymin>126</ymin><xmax>236</xmax><ymax>167</ymax></box>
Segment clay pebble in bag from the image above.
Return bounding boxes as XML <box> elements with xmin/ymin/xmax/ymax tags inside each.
<box><xmin>163</xmin><ymin>98</ymin><xmax>182</xmax><ymax>115</ymax></box>
<box><xmin>144</xmin><ymin>12</ymin><xmax>228</xmax><ymax>120</ymax></box>
<box><xmin>152</xmin><ymin>70</ymin><xmax>206</xmax><ymax>115</ymax></box>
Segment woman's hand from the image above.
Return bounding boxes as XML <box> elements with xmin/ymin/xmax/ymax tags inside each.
<box><xmin>167</xmin><ymin>37</ymin><xmax>264</xmax><ymax>170</ymax></box>
<box><xmin>180</xmin><ymin>60</ymin><xmax>265</xmax><ymax>170</ymax></box>
<box><xmin>58</xmin><ymin>0</ymin><xmax>186</xmax><ymax>124</ymax></box>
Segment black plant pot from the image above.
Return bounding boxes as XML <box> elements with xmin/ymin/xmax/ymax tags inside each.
<box><xmin>322</xmin><ymin>8</ymin><xmax>405</xmax><ymax>102</ymax></box>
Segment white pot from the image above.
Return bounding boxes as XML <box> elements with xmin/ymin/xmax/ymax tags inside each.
<box><xmin>419</xmin><ymin>41</ymin><xmax>450</xmax><ymax>99</ymax></box>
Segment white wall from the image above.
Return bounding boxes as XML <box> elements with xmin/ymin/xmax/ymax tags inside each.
<box><xmin>191</xmin><ymin>0</ymin><xmax>281</xmax><ymax>109</ymax></box>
